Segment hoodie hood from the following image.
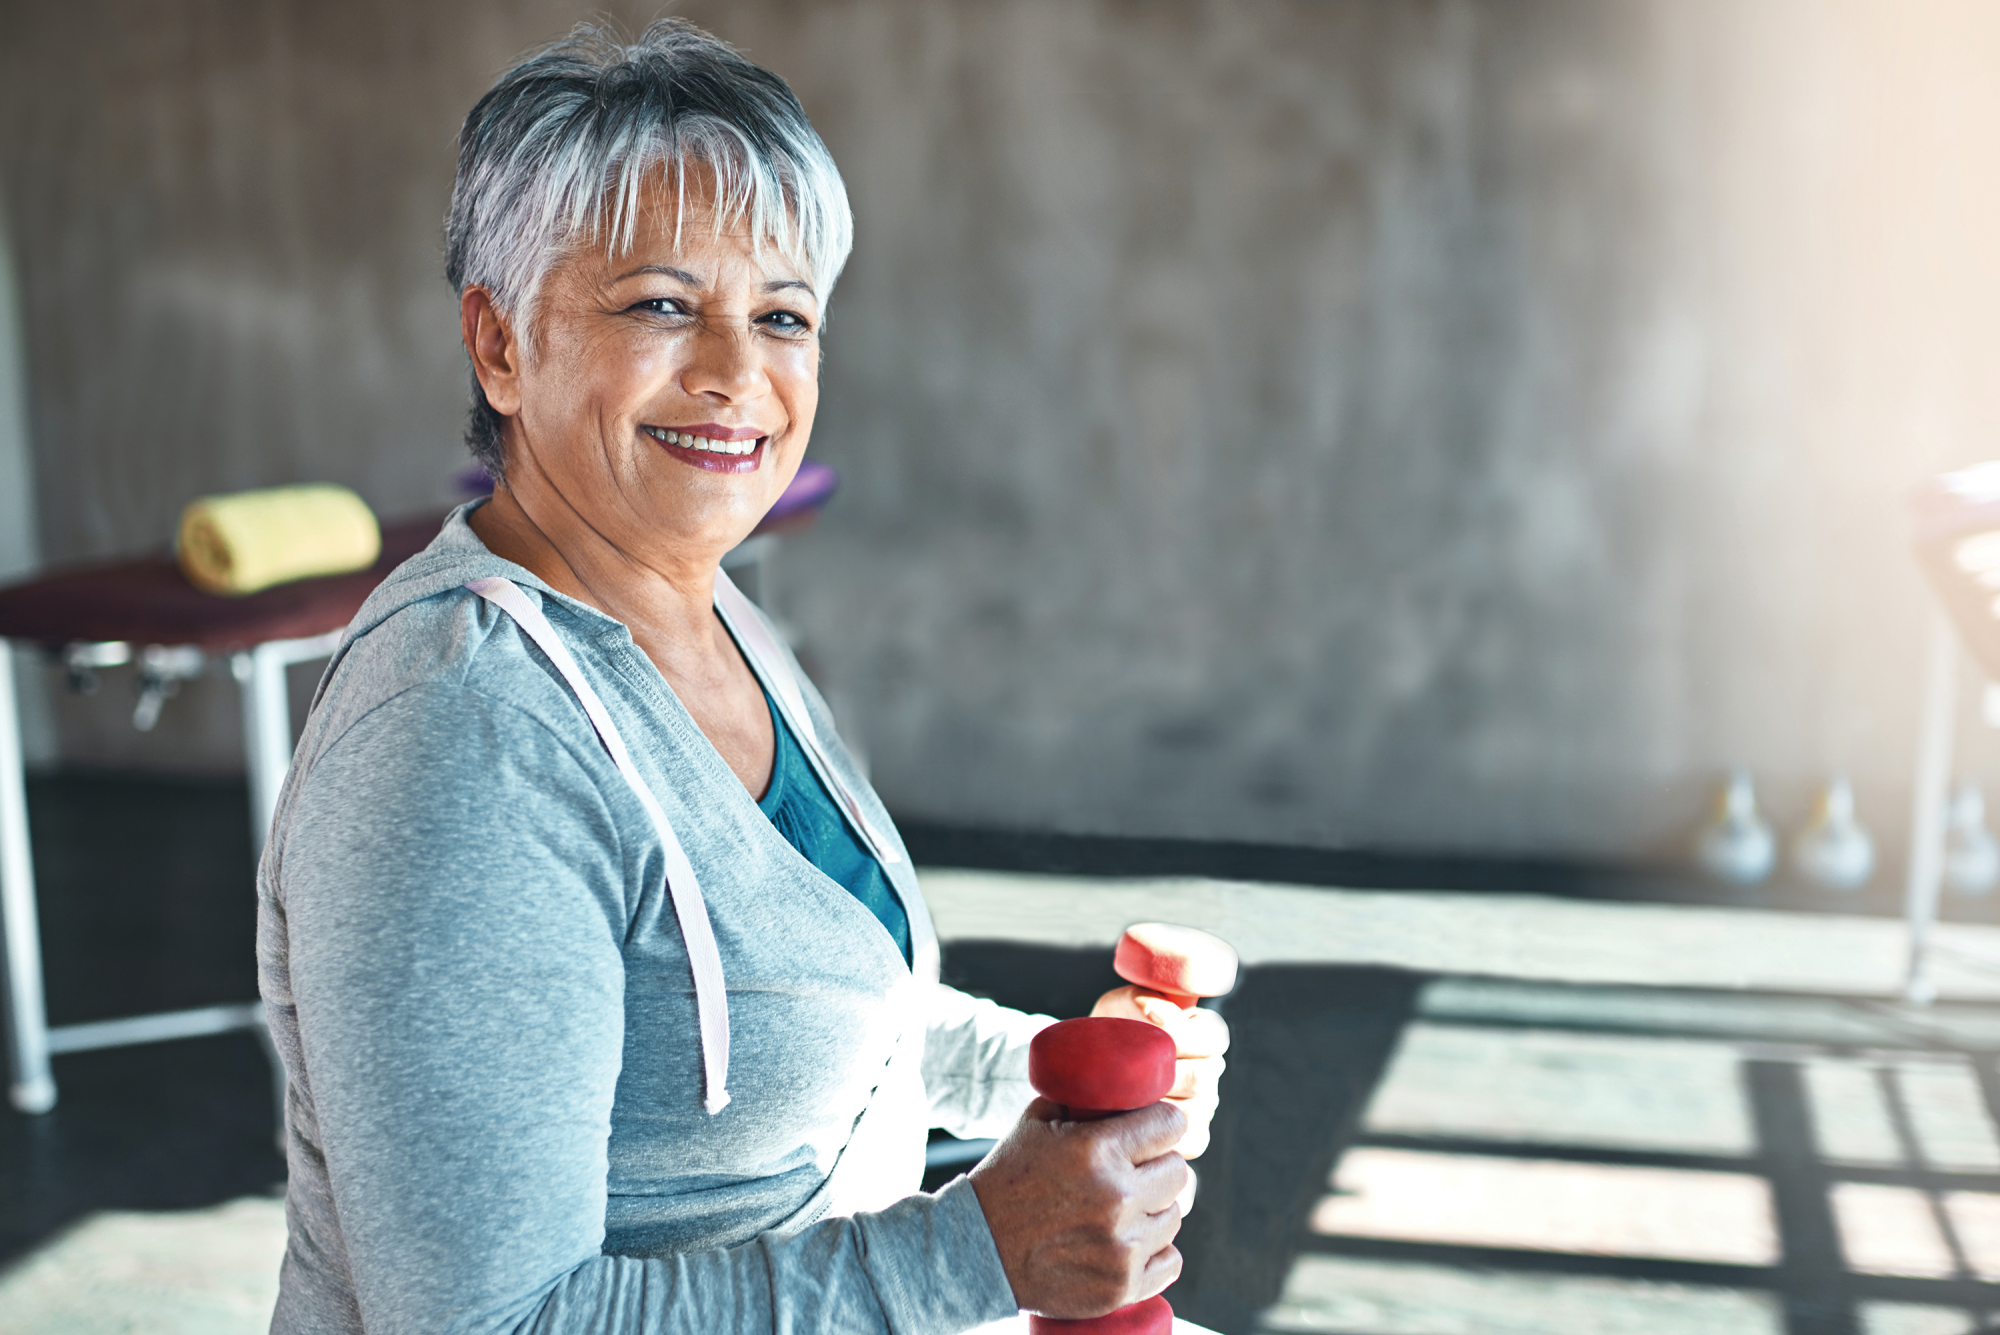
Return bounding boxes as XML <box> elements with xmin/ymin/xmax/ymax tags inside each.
<box><xmin>311</xmin><ymin>500</ymin><xmax>612</xmax><ymax>711</ymax></box>
<box><xmin>341</xmin><ymin>500</ymin><xmax>566</xmax><ymax>644</ymax></box>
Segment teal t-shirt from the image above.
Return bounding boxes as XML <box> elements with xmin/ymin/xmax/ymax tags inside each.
<box><xmin>757</xmin><ymin>693</ymin><xmax>911</xmax><ymax>966</ymax></box>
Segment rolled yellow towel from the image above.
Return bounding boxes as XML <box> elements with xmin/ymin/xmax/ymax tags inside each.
<box><xmin>176</xmin><ymin>484</ymin><xmax>382</xmax><ymax>596</ymax></box>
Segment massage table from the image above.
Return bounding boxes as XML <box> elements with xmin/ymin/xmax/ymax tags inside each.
<box><xmin>0</xmin><ymin>464</ymin><xmax>837</xmax><ymax>1114</ymax></box>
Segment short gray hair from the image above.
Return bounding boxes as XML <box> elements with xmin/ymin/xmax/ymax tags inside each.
<box><xmin>445</xmin><ymin>19</ymin><xmax>853</xmax><ymax>476</ymax></box>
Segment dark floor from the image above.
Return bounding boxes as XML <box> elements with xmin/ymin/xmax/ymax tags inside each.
<box><xmin>0</xmin><ymin>1033</ymin><xmax>283</xmax><ymax>1266</ymax></box>
<box><xmin>10</xmin><ymin>774</ymin><xmax>2000</xmax><ymax>1335</ymax></box>
<box><xmin>1</xmin><ymin>774</ymin><xmax>280</xmax><ymax>1267</ymax></box>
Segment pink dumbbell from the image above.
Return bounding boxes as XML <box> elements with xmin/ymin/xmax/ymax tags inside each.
<box><xmin>1112</xmin><ymin>922</ymin><xmax>1239</xmax><ymax>1012</ymax></box>
<box><xmin>1022</xmin><ymin>924</ymin><xmax>1237</xmax><ymax>1335</ymax></box>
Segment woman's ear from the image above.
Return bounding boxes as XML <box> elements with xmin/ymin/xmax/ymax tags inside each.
<box><xmin>461</xmin><ymin>287</ymin><xmax>523</xmax><ymax>418</ymax></box>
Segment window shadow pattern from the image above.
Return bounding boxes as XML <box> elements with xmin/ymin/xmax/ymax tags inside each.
<box><xmin>1305</xmin><ymin>981</ymin><xmax>2000</xmax><ymax>1335</ymax></box>
<box><xmin>940</xmin><ymin>946</ymin><xmax>2000</xmax><ymax>1335</ymax></box>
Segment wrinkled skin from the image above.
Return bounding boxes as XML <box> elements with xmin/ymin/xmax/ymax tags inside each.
<box><xmin>970</xmin><ymin>1098</ymin><xmax>1189</xmax><ymax>1318</ymax></box>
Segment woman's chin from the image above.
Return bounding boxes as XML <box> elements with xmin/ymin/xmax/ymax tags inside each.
<box><xmin>638</xmin><ymin>491</ymin><xmax>782</xmax><ymax>555</ymax></box>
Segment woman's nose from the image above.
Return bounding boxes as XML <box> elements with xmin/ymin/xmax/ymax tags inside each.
<box><xmin>681</xmin><ymin>323</ymin><xmax>767</xmax><ymax>402</ymax></box>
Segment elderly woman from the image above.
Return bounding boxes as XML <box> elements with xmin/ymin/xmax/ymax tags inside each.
<box><xmin>257</xmin><ymin>19</ymin><xmax>1225</xmax><ymax>1335</ymax></box>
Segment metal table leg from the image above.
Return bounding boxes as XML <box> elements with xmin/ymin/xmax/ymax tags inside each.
<box><xmin>230</xmin><ymin>630</ymin><xmax>341</xmax><ymax>855</ymax></box>
<box><xmin>1904</xmin><ymin>610</ymin><xmax>1958</xmax><ymax>1006</ymax></box>
<box><xmin>0</xmin><ymin>630</ymin><xmax>342</xmax><ymax>1117</ymax></box>
<box><xmin>235</xmin><ymin>643</ymin><xmax>291</xmax><ymax>855</ymax></box>
<box><xmin>230</xmin><ymin>630</ymin><xmax>340</xmax><ymax>1135</ymax></box>
<box><xmin>0</xmin><ymin>642</ymin><xmax>54</xmax><ymax>1113</ymax></box>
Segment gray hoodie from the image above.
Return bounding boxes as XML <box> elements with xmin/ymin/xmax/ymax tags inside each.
<box><xmin>257</xmin><ymin>505</ymin><xmax>1045</xmax><ymax>1334</ymax></box>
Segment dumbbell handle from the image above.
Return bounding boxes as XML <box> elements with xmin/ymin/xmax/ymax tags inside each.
<box><xmin>1026</xmin><ymin>1019</ymin><xmax>1178</xmax><ymax>1335</ymax></box>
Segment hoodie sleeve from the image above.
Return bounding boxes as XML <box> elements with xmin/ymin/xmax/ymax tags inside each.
<box><xmin>274</xmin><ymin>683</ymin><xmax>1019</xmax><ymax>1335</ymax></box>
<box><xmin>922</xmin><ymin>986</ymin><xmax>1054</xmax><ymax>1140</ymax></box>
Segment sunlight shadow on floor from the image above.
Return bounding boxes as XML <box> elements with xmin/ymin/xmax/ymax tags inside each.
<box><xmin>0</xmin><ymin>1197</ymin><xmax>284</xmax><ymax>1335</ymax></box>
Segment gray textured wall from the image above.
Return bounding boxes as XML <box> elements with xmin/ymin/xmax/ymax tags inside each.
<box><xmin>4</xmin><ymin>0</ymin><xmax>1998</xmax><ymax>862</ymax></box>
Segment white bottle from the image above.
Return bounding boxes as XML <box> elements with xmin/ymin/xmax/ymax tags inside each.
<box><xmin>1794</xmin><ymin>775</ymin><xmax>1875</xmax><ymax>892</ymax></box>
<box><xmin>1697</xmin><ymin>770</ymin><xmax>1776</xmax><ymax>886</ymax></box>
<box><xmin>1946</xmin><ymin>780</ymin><xmax>2000</xmax><ymax>898</ymax></box>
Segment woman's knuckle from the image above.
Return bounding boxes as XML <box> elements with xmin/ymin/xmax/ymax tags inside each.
<box><xmin>1089</xmin><ymin>1269</ymin><xmax>1129</xmax><ymax>1312</ymax></box>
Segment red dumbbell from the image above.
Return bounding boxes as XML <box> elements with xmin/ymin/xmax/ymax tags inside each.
<box><xmin>1022</xmin><ymin>925</ymin><xmax>1236</xmax><ymax>1335</ymax></box>
<box><xmin>1025</xmin><ymin>1017</ymin><xmax>1178</xmax><ymax>1335</ymax></box>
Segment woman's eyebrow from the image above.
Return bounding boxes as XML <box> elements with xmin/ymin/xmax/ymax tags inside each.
<box><xmin>616</xmin><ymin>263</ymin><xmax>704</xmax><ymax>285</ymax></box>
<box><xmin>611</xmin><ymin>267</ymin><xmax>812</xmax><ymax>298</ymax></box>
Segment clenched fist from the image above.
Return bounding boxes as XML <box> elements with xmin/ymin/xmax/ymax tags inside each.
<box><xmin>1089</xmin><ymin>986</ymin><xmax>1228</xmax><ymax>1159</ymax></box>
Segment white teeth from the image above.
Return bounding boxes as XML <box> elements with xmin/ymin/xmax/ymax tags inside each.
<box><xmin>648</xmin><ymin>428</ymin><xmax>758</xmax><ymax>455</ymax></box>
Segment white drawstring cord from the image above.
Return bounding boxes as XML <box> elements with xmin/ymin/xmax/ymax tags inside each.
<box><xmin>466</xmin><ymin>577</ymin><xmax>732</xmax><ymax>1115</ymax></box>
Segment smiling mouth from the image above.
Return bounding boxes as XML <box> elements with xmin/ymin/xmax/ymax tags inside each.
<box><xmin>643</xmin><ymin>426</ymin><xmax>759</xmax><ymax>456</ymax></box>
<box><xmin>642</xmin><ymin>426</ymin><xmax>767</xmax><ymax>472</ymax></box>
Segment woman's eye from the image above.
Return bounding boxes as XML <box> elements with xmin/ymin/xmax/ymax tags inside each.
<box><xmin>632</xmin><ymin>297</ymin><xmax>688</xmax><ymax>317</ymax></box>
<box><xmin>759</xmin><ymin>310</ymin><xmax>813</xmax><ymax>335</ymax></box>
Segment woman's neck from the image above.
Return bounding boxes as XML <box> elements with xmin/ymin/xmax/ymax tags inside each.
<box><xmin>467</xmin><ymin>478</ymin><xmax>733</xmax><ymax>672</ymax></box>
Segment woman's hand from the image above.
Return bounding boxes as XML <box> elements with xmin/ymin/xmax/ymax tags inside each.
<box><xmin>1090</xmin><ymin>985</ymin><xmax>1230</xmax><ymax>1159</ymax></box>
<box><xmin>969</xmin><ymin>1097</ymin><xmax>1189</xmax><ymax>1319</ymax></box>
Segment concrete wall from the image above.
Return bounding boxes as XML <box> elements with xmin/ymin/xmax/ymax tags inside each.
<box><xmin>4</xmin><ymin>0</ymin><xmax>1999</xmax><ymax>863</ymax></box>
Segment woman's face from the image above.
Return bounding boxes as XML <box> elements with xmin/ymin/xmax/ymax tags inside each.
<box><xmin>475</xmin><ymin>170</ymin><xmax>821</xmax><ymax>562</ymax></box>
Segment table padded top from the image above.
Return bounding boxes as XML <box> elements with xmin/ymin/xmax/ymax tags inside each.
<box><xmin>0</xmin><ymin>462</ymin><xmax>837</xmax><ymax>652</ymax></box>
<box><xmin>0</xmin><ymin>515</ymin><xmax>447</xmax><ymax>652</ymax></box>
